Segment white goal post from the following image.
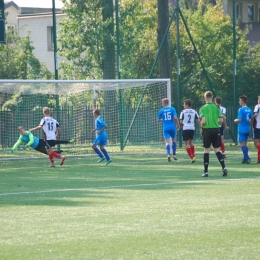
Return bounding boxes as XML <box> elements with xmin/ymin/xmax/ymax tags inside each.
<box><xmin>0</xmin><ymin>79</ymin><xmax>171</xmax><ymax>153</ymax></box>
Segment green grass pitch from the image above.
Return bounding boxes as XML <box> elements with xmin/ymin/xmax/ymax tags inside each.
<box><xmin>0</xmin><ymin>146</ymin><xmax>260</xmax><ymax>259</ymax></box>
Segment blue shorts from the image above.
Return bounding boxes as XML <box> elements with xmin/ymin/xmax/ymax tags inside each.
<box><xmin>93</xmin><ymin>136</ymin><xmax>107</xmax><ymax>146</ymax></box>
<box><xmin>238</xmin><ymin>132</ymin><xmax>249</xmax><ymax>143</ymax></box>
<box><xmin>163</xmin><ymin>129</ymin><xmax>176</xmax><ymax>140</ymax></box>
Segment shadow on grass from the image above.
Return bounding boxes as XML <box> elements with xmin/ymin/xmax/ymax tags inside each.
<box><xmin>0</xmin><ymin>153</ymin><xmax>259</xmax><ymax>207</ymax></box>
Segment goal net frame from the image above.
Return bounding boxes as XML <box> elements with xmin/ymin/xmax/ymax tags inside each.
<box><xmin>0</xmin><ymin>79</ymin><xmax>171</xmax><ymax>154</ymax></box>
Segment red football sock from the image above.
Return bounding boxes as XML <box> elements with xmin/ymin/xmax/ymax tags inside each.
<box><xmin>221</xmin><ymin>142</ymin><xmax>225</xmax><ymax>153</ymax></box>
<box><xmin>49</xmin><ymin>154</ymin><xmax>54</xmax><ymax>163</ymax></box>
<box><xmin>186</xmin><ymin>148</ymin><xmax>192</xmax><ymax>159</ymax></box>
<box><xmin>190</xmin><ymin>145</ymin><xmax>195</xmax><ymax>157</ymax></box>
<box><xmin>257</xmin><ymin>144</ymin><xmax>260</xmax><ymax>161</ymax></box>
<box><xmin>51</xmin><ymin>151</ymin><xmax>61</xmax><ymax>159</ymax></box>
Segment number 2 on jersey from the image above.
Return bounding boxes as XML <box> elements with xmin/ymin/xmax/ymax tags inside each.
<box><xmin>187</xmin><ymin>114</ymin><xmax>191</xmax><ymax>123</ymax></box>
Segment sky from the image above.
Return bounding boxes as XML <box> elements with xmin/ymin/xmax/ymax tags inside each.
<box><xmin>5</xmin><ymin>0</ymin><xmax>64</xmax><ymax>8</ymax></box>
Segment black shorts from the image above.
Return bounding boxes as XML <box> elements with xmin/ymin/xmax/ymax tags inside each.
<box><xmin>220</xmin><ymin>126</ymin><xmax>224</xmax><ymax>136</ymax></box>
<box><xmin>45</xmin><ymin>140</ymin><xmax>56</xmax><ymax>149</ymax></box>
<box><xmin>253</xmin><ymin>128</ymin><xmax>260</xmax><ymax>139</ymax></box>
<box><xmin>35</xmin><ymin>139</ymin><xmax>48</xmax><ymax>155</ymax></box>
<box><xmin>202</xmin><ymin>128</ymin><xmax>221</xmax><ymax>149</ymax></box>
<box><xmin>182</xmin><ymin>130</ymin><xmax>195</xmax><ymax>141</ymax></box>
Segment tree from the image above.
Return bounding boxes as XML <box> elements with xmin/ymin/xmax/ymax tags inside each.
<box><xmin>0</xmin><ymin>30</ymin><xmax>52</xmax><ymax>79</ymax></box>
<box><xmin>119</xmin><ymin>0</ymin><xmax>158</xmax><ymax>79</ymax></box>
<box><xmin>169</xmin><ymin>2</ymin><xmax>248</xmax><ymax>105</ymax></box>
<box><xmin>157</xmin><ymin>0</ymin><xmax>172</xmax><ymax>82</ymax></box>
<box><xmin>59</xmin><ymin>0</ymin><xmax>115</xmax><ymax>80</ymax></box>
<box><xmin>179</xmin><ymin>0</ymin><xmax>217</xmax><ymax>9</ymax></box>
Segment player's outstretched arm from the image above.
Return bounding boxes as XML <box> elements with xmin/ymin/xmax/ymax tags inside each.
<box><xmin>29</xmin><ymin>125</ymin><xmax>42</xmax><ymax>132</ymax></box>
<box><xmin>11</xmin><ymin>139</ymin><xmax>23</xmax><ymax>152</ymax></box>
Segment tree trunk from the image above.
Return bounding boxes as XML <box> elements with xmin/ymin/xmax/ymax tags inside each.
<box><xmin>157</xmin><ymin>0</ymin><xmax>172</xmax><ymax>85</ymax></box>
<box><xmin>101</xmin><ymin>0</ymin><xmax>115</xmax><ymax>79</ymax></box>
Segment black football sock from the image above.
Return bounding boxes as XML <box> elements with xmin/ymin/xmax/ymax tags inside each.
<box><xmin>216</xmin><ymin>151</ymin><xmax>225</xmax><ymax>169</ymax></box>
<box><xmin>204</xmin><ymin>153</ymin><xmax>209</xmax><ymax>173</ymax></box>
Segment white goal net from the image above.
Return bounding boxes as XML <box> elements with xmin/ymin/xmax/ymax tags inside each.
<box><xmin>0</xmin><ymin>79</ymin><xmax>171</xmax><ymax>155</ymax></box>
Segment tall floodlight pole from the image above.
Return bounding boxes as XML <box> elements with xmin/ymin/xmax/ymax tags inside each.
<box><xmin>176</xmin><ymin>0</ymin><xmax>182</xmax><ymax>147</ymax></box>
<box><xmin>52</xmin><ymin>0</ymin><xmax>58</xmax><ymax>80</ymax></box>
<box><xmin>233</xmin><ymin>0</ymin><xmax>237</xmax><ymax>143</ymax></box>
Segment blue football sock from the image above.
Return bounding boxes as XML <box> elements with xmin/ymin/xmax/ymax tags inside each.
<box><xmin>241</xmin><ymin>146</ymin><xmax>249</xmax><ymax>160</ymax></box>
<box><xmin>166</xmin><ymin>144</ymin><xmax>170</xmax><ymax>155</ymax></box>
<box><xmin>245</xmin><ymin>146</ymin><xmax>250</xmax><ymax>159</ymax></box>
<box><xmin>94</xmin><ymin>147</ymin><xmax>104</xmax><ymax>158</ymax></box>
<box><xmin>101</xmin><ymin>148</ymin><xmax>110</xmax><ymax>161</ymax></box>
<box><xmin>172</xmin><ymin>142</ymin><xmax>177</xmax><ymax>155</ymax></box>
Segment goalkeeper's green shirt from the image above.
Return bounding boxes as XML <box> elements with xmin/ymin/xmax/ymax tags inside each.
<box><xmin>199</xmin><ymin>102</ymin><xmax>223</xmax><ymax>129</ymax></box>
<box><xmin>12</xmin><ymin>131</ymin><xmax>39</xmax><ymax>151</ymax></box>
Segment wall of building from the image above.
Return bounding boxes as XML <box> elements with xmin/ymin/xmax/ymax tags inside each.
<box><xmin>17</xmin><ymin>13</ymin><xmax>65</xmax><ymax>73</ymax></box>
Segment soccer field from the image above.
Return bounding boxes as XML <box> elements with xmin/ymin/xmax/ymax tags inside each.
<box><xmin>1</xmin><ymin>146</ymin><xmax>260</xmax><ymax>260</ymax></box>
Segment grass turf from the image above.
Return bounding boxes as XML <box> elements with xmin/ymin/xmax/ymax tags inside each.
<box><xmin>0</xmin><ymin>146</ymin><xmax>260</xmax><ymax>259</ymax></box>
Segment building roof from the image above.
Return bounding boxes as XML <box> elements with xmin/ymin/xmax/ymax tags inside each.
<box><xmin>4</xmin><ymin>0</ymin><xmax>63</xmax><ymax>9</ymax></box>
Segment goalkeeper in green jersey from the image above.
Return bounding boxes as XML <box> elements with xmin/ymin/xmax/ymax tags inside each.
<box><xmin>10</xmin><ymin>126</ymin><xmax>74</xmax><ymax>157</ymax></box>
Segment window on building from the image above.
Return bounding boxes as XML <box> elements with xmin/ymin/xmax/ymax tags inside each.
<box><xmin>47</xmin><ymin>26</ymin><xmax>54</xmax><ymax>51</ymax></box>
<box><xmin>248</xmin><ymin>4</ymin><xmax>255</xmax><ymax>22</ymax></box>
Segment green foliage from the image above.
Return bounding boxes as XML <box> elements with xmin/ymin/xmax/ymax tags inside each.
<box><xmin>0</xmin><ymin>30</ymin><xmax>52</xmax><ymax>80</ymax></box>
<box><xmin>59</xmin><ymin>0</ymin><xmax>115</xmax><ymax>79</ymax></box>
<box><xmin>119</xmin><ymin>0</ymin><xmax>158</xmax><ymax>79</ymax></box>
<box><xmin>239</xmin><ymin>43</ymin><xmax>260</xmax><ymax>104</ymax></box>
<box><xmin>170</xmin><ymin>2</ymin><xmax>248</xmax><ymax>105</ymax></box>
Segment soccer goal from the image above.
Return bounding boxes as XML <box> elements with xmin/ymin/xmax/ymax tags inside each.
<box><xmin>0</xmin><ymin>79</ymin><xmax>171</xmax><ymax>154</ymax></box>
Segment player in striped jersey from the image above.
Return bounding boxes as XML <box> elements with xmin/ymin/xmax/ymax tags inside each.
<box><xmin>179</xmin><ymin>99</ymin><xmax>201</xmax><ymax>163</ymax></box>
<box><xmin>29</xmin><ymin>107</ymin><xmax>66</xmax><ymax>167</ymax></box>
<box><xmin>215</xmin><ymin>97</ymin><xmax>229</xmax><ymax>158</ymax></box>
<box><xmin>251</xmin><ymin>95</ymin><xmax>260</xmax><ymax>163</ymax></box>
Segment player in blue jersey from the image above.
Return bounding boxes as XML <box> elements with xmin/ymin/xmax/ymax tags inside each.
<box><xmin>234</xmin><ymin>95</ymin><xmax>253</xmax><ymax>164</ymax></box>
<box><xmin>10</xmin><ymin>126</ymin><xmax>73</xmax><ymax>159</ymax></box>
<box><xmin>91</xmin><ymin>109</ymin><xmax>112</xmax><ymax>166</ymax></box>
<box><xmin>157</xmin><ymin>98</ymin><xmax>180</xmax><ymax>162</ymax></box>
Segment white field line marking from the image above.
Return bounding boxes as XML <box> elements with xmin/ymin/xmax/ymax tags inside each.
<box><xmin>0</xmin><ymin>177</ymin><xmax>259</xmax><ymax>197</ymax></box>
